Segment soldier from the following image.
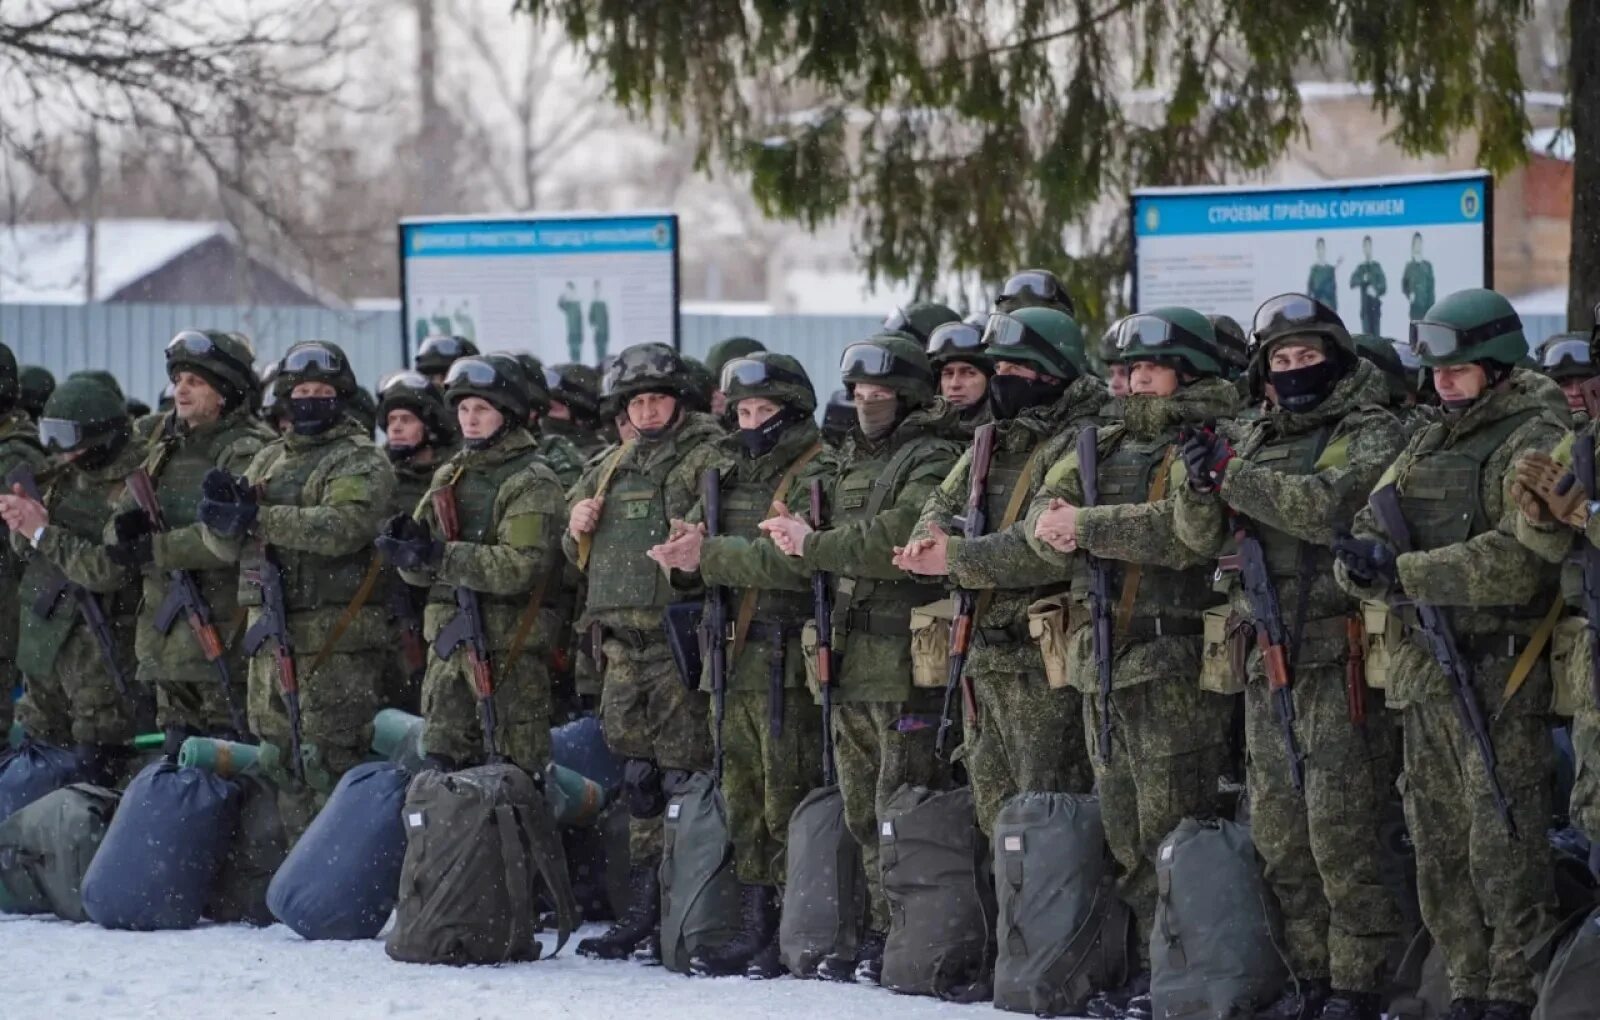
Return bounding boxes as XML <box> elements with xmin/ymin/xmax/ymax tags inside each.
<box><xmin>820</xmin><ymin>388</ymin><xmax>855</xmax><ymax>448</ymax></box>
<box><xmin>508</xmin><ymin>353</ymin><xmax>586</xmax><ymax>490</ymax></box>
<box><xmin>1401</xmin><ymin>233</ymin><xmax>1436</xmax><ymax>323</ymax></box>
<box><xmin>414</xmin><ymin>334</ymin><xmax>478</xmax><ymax>388</ymax></box>
<box><xmin>897</xmin><ymin>306</ymin><xmax>1104</xmax><ymax>835</ymax></box>
<box><xmin>703</xmin><ymin>336</ymin><xmax>767</xmax><ymax>419</ymax></box>
<box><xmin>1307</xmin><ymin>238</ymin><xmax>1340</xmax><ymax>312</ymax></box>
<box><xmin>543</xmin><ymin>362</ymin><xmax>605</xmax><ymax>459</ymax></box>
<box><xmin>1349</xmin><ymin>237</ymin><xmax>1387</xmax><ymax>337</ymax></box>
<box><xmin>18</xmin><ymin>365</ymin><xmax>55</xmax><ymax>422</ymax></box>
<box><xmin>646</xmin><ymin>352</ymin><xmax>835</xmax><ymax>978</ymax></box>
<box><xmin>1352</xmin><ymin>333</ymin><xmax>1415</xmax><ymax>413</ymax></box>
<box><xmin>0</xmin><ymin>344</ymin><xmax>46</xmax><ymax>738</ymax></box>
<box><xmin>347</xmin><ymin>385</ymin><xmax>379</xmax><ymax>435</ymax></box>
<box><xmin>198</xmin><ymin>340</ymin><xmax>397</xmax><ymax>839</ymax></box>
<box><xmin>1334</xmin><ymin>290</ymin><xmax>1564</xmax><ymax>1020</ymax></box>
<box><xmin>681</xmin><ymin>356</ymin><xmax>719</xmax><ymax>417</ymax></box>
<box><xmin>925</xmin><ymin>318</ymin><xmax>993</xmax><ymax>437</ymax></box>
<box><xmin>1025</xmin><ymin>308</ymin><xmax>1242</xmax><ymax>1020</ymax></box>
<box><xmin>883</xmin><ymin>301</ymin><xmax>961</xmax><ymax>347</ymax></box>
<box><xmin>379</xmin><ymin>354</ymin><xmax>565</xmax><ymax>775</ymax></box>
<box><xmin>995</xmin><ymin>268</ymin><xmax>1077</xmax><ymax>317</ymax></box>
<box><xmin>757</xmin><ymin>333</ymin><xmax>963</xmax><ymax>984</ymax></box>
<box><xmin>1174</xmin><ymin>296</ymin><xmax>1407</xmax><ymax>1020</ymax></box>
<box><xmin>564</xmin><ymin>343</ymin><xmax>725</xmax><ymax>961</ymax></box>
<box><xmin>258</xmin><ymin>361</ymin><xmax>290</xmax><ymax>435</ymax></box>
<box><xmin>0</xmin><ymin>377</ymin><xmax>144</xmax><ymax>785</ymax></box>
<box><xmin>1537</xmin><ymin>333</ymin><xmax>1597</xmax><ymax>425</ymax></box>
<box><xmin>376</xmin><ymin>370</ymin><xmax>458</xmax><ymax>712</ymax></box>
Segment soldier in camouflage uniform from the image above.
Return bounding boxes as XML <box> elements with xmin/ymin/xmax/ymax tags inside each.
<box><xmin>898</xmin><ymin>307</ymin><xmax>1104</xmax><ymax>835</ymax></box>
<box><xmin>0</xmin><ymin>377</ymin><xmax>144</xmax><ymax>784</ymax></box>
<box><xmin>18</xmin><ymin>365</ymin><xmax>54</xmax><ymax>422</ymax></box>
<box><xmin>564</xmin><ymin>342</ymin><xmax>725</xmax><ymax>961</ymax></box>
<box><xmin>758</xmin><ymin>333</ymin><xmax>963</xmax><ymax>984</ymax></box>
<box><xmin>821</xmin><ymin>388</ymin><xmax>854</xmax><ymax>448</ymax></box>
<box><xmin>543</xmin><ymin>362</ymin><xmax>605</xmax><ymax>459</ymax></box>
<box><xmin>703</xmin><ymin>336</ymin><xmax>766</xmax><ymax>420</ymax></box>
<box><xmin>507</xmin><ymin>353</ymin><xmax>587</xmax><ymax>490</ymax></box>
<box><xmin>376</xmin><ymin>370</ymin><xmax>457</xmax><ymax>712</ymax></box>
<box><xmin>1025</xmin><ymin>308</ymin><xmax>1242</xmax><ymax>1020</ymax></box>
<box><xmin>1334</xmin><ymin>290</ymin><xmax>1564</xmax><ymax>1020</ymax></box>
<box><xmin>924</xmin><ymin>318</ymin><xmax>993</xmax><ymax>439</ymax></box>
<box><xmin>380</xmin><ymin>354</ymin><xmax>565</xmax><ymax>774</ymax></box>
<box><xmin>24</xmin><ymin>333</ymin><xmax>268</xmax><ymax>757</ymax></box>
<box><xmin>0</xmin><ymin>345</ymin><xmax>46</xmax><ymax>737</ymax></box>
<box><xmin>1536</xmin><ymin>333</ymin><xmax>1597</xmax><ymax>426</ymax></box>
<box><xmin>414</xmin><ymin>334</ymin><xmax>478</xmax><ymax>388</ymax></box>
<box><xmin>1173</xmin><ymin>296</ymin><xmax>1406</xmax><ymax>1020</ymax></box>
<box><xmin>199</xmin><ymin>340</ymin><xmax>397</xmax><ymax>840</ymax></box>
<box><xmin>995</xmin><ymin>268</ymin><xmax>1077</xmax><ymax>317</ymax></box>
<box><xmin>647</xmin><ymin>352</ymin><xmax>835</xmax><ymax>979</ymax></box>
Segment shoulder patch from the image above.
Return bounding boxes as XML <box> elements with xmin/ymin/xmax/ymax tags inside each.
<box><xmin>328</xmin><ymin>474</ymin><xmax>370</xmax><ymax>504</ymax></box>
<box><xmin>505</xmin><ymin>512</ymin><xmax>547</xmax><ymax>548</ymax></box>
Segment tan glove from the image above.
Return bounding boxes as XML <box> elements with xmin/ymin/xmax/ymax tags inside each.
<box><xmin>1510</xmin><ymin>478</ymin><xmax>1553</xmax><ymax>524</ymax></box>
<box><xmin>1514</xmin><ymin>450</ymin><xmax>1590</xmax><ymax>529</ymax></box>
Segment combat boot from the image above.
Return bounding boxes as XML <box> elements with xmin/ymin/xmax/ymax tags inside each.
<box><xmin>1478</xmin><ymin>1001</ymin><xmax>1530</xmax><ymax>1020</ymax></box>
<box><xmin>576</xmin><ymin>863</ymin><xmax>660</xmax><ymax>960</ymax></box>
<box><xmin>689</xmin><ymin>883</ymin><xmax>777</xmax><ymax>976</ymax></box>
<box><xmin>1085</xmin><ymin>972</ymin><xmax>1150</xmax><ymax>1019</ymax></box>
<box><xmin>1442</xmin><ymin>1000</ymin><xmax>1485</xmax><ymax>1020</ymax></box>
<box><xmin>1256</xmin><ymin>978</ymin><xmax>1331</xmax><ymax>1020</ymax></box>
<box><xmin>744</xmin><ymin>935</ymin><xmax>785</xmax><ymax>980</ymax></box>
<box><xmin>632</xmin><ymin>931</ymin><xmax>662</xmax><ymax>966</ymax></box>
<box><xmin>817</xmin><ymin>929</ymin><xmax>882</xmax><ymax>983</ymax></box>
<box><xmin>853</xmin><ymin>928</ymin><xmax>886</xmax><ymax>984</ymax></box>
<box><xmin>1316</xmin><ymin>991</ymin><xmax>1382</xmax><ymax>1020</ymax></box>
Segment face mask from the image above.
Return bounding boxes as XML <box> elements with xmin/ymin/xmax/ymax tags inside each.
<box><xmin>1268</xmin><ymin>358</ymin><xmax>1343</xmax><ymax>413</ymax></box>
<box><xmin>288</xmin><ymin>396</ymin><xmax>342</xmax><ymax>435</ymax></box>
<box><xmin>986</xmin><ymin>374</ymin><xmax>1063</xmax><ymax>420</ymax></box>
<box><xmin>739</xmin><ymin>405</ymin><xmax>803</xmax><ymax>459</ymax></box>
<box><xmin>386</xmin><ymin>443</ymin><xmax>419</xmax><ymax>464</ymax></box>
<box><xmin>855</xmin><ymin>396</ymin><xmax>900</xmax><ymax>440</ymax></box>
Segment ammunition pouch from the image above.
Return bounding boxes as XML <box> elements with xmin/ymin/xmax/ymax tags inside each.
<box><xmin>1360</xmin><ymin>600</ymin><xmax>1403</xmax><ymax>690</ymax></box>
<box><xmin>1200</xmin><ymin>608</ymin><xmax>1248</xmax><ymax>696</ymax></box>
<box><xmin>662</xmin><ymin>601</ymin><xmax>705</xmax><ymax>691</ymax></box>
<box><xmin>1026</xmin><ymin>595</ymin><xmax>1072</xmax><ymax>691</ymax></box>
<box><xmin>908</xmin><ymin>599</ymin><xmax>955</xmax><ymax>690</ymax></box>
<box><xmin>801</xmin><ymin>619</ymin><xmax>822</xmax><ymax>698</ymax></box>
<box><xmin>1550</xmin><ymin>614</ymin><xmax>1590</xmax><ymax>718</ymax></box>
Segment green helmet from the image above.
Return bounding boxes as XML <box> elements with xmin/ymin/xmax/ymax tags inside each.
<box><xmin>1539</xmin><ymin>333</ymin><xmax>1595</xmax><ymax>382</ymax></box>
<box><xmin>1247</xmin><ymin>293</ymin><xmax>1354</xmax><ymax>362</ymax></box>
<box><xmin>126</xmin><ymin>397</ymin><xmax>150</xmax><ymax>418</ymax></box>
<box><xmin>377</xmin><ymin>370</ymin><xmax>455</xmax><ymax>448</ymax></box>
<box><xmin>347</xmin><ymin>386</ymin><xmax>378</xmax><ymax>433</ymax></box>
<box><xmin>981</xmin><ymin>307</ymin><xmax>1089</xmax><ymax>380</ymax></box>
<box><xmin>507</xmin><ymin>352</ymin><xmax>553</xmax><ymax>413</ymax></box>
<box><xmin>1410</xmin><ymin>288</ymin><xmax>1528</xmax><ymax>368</ymax></box>
<box><xmin>444</xmin><ymin>354</ymin><xmax>532</xmax><ymax>424</ymax></box>
<box><xmin>165</xmin><ymin>329</ymin><xmax>258</xmax><ymax>410</ymax></box>
<box><xmin>546</xmin><ymin>363</ymin><xmax>600</xmax><ymax>420</ymax></box>
<box><xmin>18</xmin><ymin>365</ymin><xmax>54</xmax><ymax>419</ymax></box>
<box><xmin>840</xmin><ymin>331</ymin><xmax>937</xmax><ymax>408</ymax></box>
<box><xmin>680</xmin><ymin>356</ymin><xmax>715</xmax><ymax>413</ymax></box>
<box><xmin>0</xmin><ymin>343</ymin><xmax>16</xmax><ymax>410</ymax></box>
<box><xmin>1208</xmin><ymin>315</ymin><xmax>1250</xmax><ymax>380</ymax></box>
<box><xmin>704</xmin><ymin>337</ymin><xmax>767</xmax><ymax>382</ymax></box>
<box><xmin>925</xmin><ymin>320</ymin><xmax>993</xmax><ymax>374</ymax></box>
<box><xmin>821</xmin><ymin>388</ymin><xmax>854</xmax><ymax>444</ymax></box>
<box><xmin>38</xmin><ymin>375</ymin><xmax>130</xmax><ymax>457</ymax></box>
<box><xmin>1113</xmin><ymin>307</ymin><xmax>1223</xmax><ymax>377</ymax></box>
<box><xmin>68</xmin><ymin>370</ymin><xmax>123</xmax><ymax>401</ymax></box>
<box><xmin>603</xmin><ymin>343</ymin><xmax>687</xmax><ymax>404</ymax></box>
<box><xmin>720</xmin><ymin>352</ymin><xmax>817</xmax><ymax>414</ymax></box>
<box><xmin>275</xmin><ymin>340</ymin><xmax>358</xmax><ymax>400</ymax></box>
<box><xmin>1353</xmin><ymin>333</ymin><xmax>1405</xmax><ymax>379</ymax></box>
<box><xmin>995</xmin><ymin>269</ymin><xmax>1076</xmax><ymax>317</ymax></box>
<box><xmin>883</xmin><ymin>302</ymin><xmax>961</xmax><ymax>345</ymax></box>
<box><xmin>415</xmin><ymin>335</ymin><xmax>478</xmax><ymax>377</ymax></box>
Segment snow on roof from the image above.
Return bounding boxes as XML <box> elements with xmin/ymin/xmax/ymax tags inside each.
<box><xmin>0</xmin><ymin>219</ymin><xmax>226</xmax><ymax>303</ymax></box>
<box><xmin>1528</xmin><ymin>127</ymin><xmax>1574</xmax><ymax>162</ymax></box>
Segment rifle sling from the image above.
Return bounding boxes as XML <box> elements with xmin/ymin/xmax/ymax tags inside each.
<box><xmin>1112</xmin><ymin>445</ymin><xmax>1176</xmax><ymax>638</ymax></box>
<box><xmin>972</xmin><ymin>438</ymin><xmax>1052</xmax><ymax>623</ymax></box>
<box><xmin>1285</xmin><ymin>427</ymin><xmax>1334</xmax><ymax>670</ymax></box>
<box><xmin>732</xmin><ymin>442</ymin><xmax>823</xmax><ymax>659</ymax></box>
<box><xmin>831</xmin><ymin>441</ymin><xmax>923</xmax><ymax>620</ymax></box>
<box><xmin>575</xmin><ymin>441</ymin><xmax>634</xmax><ymax>571</ymax></box>
<box><xmin>302</xmin><ymin>553</ymin><xmax>384</xmax><ymax>681</ymax></box>
<box><xmin>1496</xmin><ymin>598</ymin><xmax>1564</xmax><ymax>717</ymax></box>
<box><xmin>501</xmin><ymin>570</ymin><xmax>553</xmax><ymax>676</ymax></box>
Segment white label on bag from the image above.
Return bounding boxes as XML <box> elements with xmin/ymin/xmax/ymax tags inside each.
<box><xmin>667</xmin><ymin>803</ymin><xmax>681</xmax><ymax>820</ymax></box>
<box><xmin>1161</xmin><ymin>843</ymin><xmax>1174</xmax><ymax>861</ymax></box>
<box><xmin>408</xmin><ymin>811</ymin><xmax>425</xmax><ymax>828</ymax></box>
<box><xmin>1003</xmin><ymin>835</ymin><xmax>1023</xmax><ymax>854</ymax></box>
<box><xmin>881</xmin><ymin>822</ymin><xmax>894</xmax><ymax>838</ymax></box>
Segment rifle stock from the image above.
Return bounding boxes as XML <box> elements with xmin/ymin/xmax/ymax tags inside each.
<box><xmin>244</xmin><ymin>548</ymin><xmax>304</xmax><ymax>781</ymax></box>
<box><xmin>808</xmin><ymin>479</ymin><xmax>836</xmax><ymax>785</ymax></box>
<box><xmin>1077</xmin><ymin>426</ymin><xmax>1116</xmax><ymax>766</ymax></box>
<box><xmin>702</xmin><ymin>469</ymin><xmax>728</xmax><ymax>782</ymax></box>
<box><xmin>432</xmin><ymin>484</ymin><xmax>499</xmax><ymax>762</ymax></box>
<box><xmin>937</xmin><ymin>423</ymin><xmax>996</xmax><ymax>760</ymax></box>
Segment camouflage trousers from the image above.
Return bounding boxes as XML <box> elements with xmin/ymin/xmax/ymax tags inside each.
<box><xmin>16</xmin><ymin>634</ymin><xmax>139</xmax><ymax>748</ymax></box>
<box><xmin>1246</xmin><ymin>655</ymin><xmax>1403</xmax><ymax>992</ymax></box>
<box><xmin>420</xmin><ymin>646</ymin><xmax>551</xmax><ymax>775</ymax></box>
<box><xmin>964</xmin><ymin>665</ymin><xmax>1092</xmax><ymax>836</ymax></box>
<box><xmin>719</xmin><ymin>687</ymin><xmax>823</xmax><ymax>886</ymax></box>
<box><xmin>249</xmin><ymin>646</ymin><xmax>383</xmax><ymax>843</ymax></box>
<box><xmin>599</xmin><ymin>636</ymin><xmax>712</xmax><ymax>864</ymax></box>
<box><xmin>1571</xmin><ymin>703</ymin><xmax>1600</xmax><ymax>842</ymax></box>
<box><xmin>1085</xmin><ymin>665</ymin><xmax>1232</xmax><ymax>967</ymax></box>
<box><xmin>149</xmin><ymin>653</ymin><xmax>252</xmax><ymax>737</ymax></box>
<box><xmin>1401</xmin><ymin>699</ymin><xmax>1556</xmax><ymax>1005</ymax></box>
<box><xmin>833</xmin><ymin>695</ymin><xmax>953</xmax><ymax>934</ymax></box>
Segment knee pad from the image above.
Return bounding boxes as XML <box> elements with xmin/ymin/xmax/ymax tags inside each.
<box><xmin>623</xmin><ymin>758</ymin><xmax>666</xmax><ymax>819</ymax></box>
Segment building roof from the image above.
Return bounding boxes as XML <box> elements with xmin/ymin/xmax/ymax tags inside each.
<box><xmin>1528</xmin><ymin>127</ymin><xmax>1574</xmax><ymax>163</ymax></box>
<box><xmin>0</xmin><ymin>219</ymin><xmax>229</xmax><ymax>303</ymax></box>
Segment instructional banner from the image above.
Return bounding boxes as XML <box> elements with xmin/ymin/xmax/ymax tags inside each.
<box><xmin>399</xmin><ymin>212</ymin><xmax>679</xmax><ymax>365</ymax></box>
<box><xmin>1131</xmin><ymin>172</ymin><xmax>1491</xmax><ymax>340</ymax></box>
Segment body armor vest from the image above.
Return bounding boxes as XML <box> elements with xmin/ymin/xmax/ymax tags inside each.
<box><xmin>586</xmin><ymin>452</ymin><xmax>679</xmax><ymax>613</ymax></box>
<box><xmin>718</xmin><ymin>465</ymin><xmax>810</xmax><ymax>624</ymax></box>
<box><xmin>426</xmin><ymin>448</ymin><xmax>541</xmax><ymax>609</ymax></box>
<box><xmin>831</xmin><ymin>440</ymin><xmax>945</xmax><ymax>617</ymax></box>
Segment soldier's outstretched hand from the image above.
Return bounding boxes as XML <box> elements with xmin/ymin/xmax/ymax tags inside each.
<box><xmin>1034</xmin><ymin>497</ymin><xmax>1079</xmax><ymax>553</ymax></box>
<box><xmin>0</xmin><ymin>489</ymin><xmax>46</xmax><ymax>536</ymax></box>
<box><xmin>569</xmin><ymin>496</ymin><xmax>604</xmax><ymax>537</ymax></box>
<box><xmin>895</xmin><ymin>521</ymin><xmax>951</xmax><ymax>576</ymax></box>
<box><xmin>758</xmin><ymin>507</ymin><xmax>811</xmax><ymax>557</ymax></box>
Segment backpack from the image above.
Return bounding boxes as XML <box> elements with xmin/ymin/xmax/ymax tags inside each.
<box><xmin>1384</xmin><ymin>928</ymin><xmax>1452</xmax><ymax>1020</ymax></box>
<box><xmin>779</xmin><ymin>784</ymin><xmax>866</xmax><ymax>978</ymax></box>
<box><xmin>0</xmin><ymin>740</ymin><xmax>82</xmax><ymax>824</ymax></box>
<box><xmin>564</xmin><ymin>799</ymin><xmax>630</xmax><ymax>922</ymax></box>
<box><xmin>385</xmin><ymin>763</ymin><xmax>577</xmax><ymax>965</ymax></box>
<box><xmin>658</xmin><ymin>771</ymin><xmax>740</xmax><ymax>974</ymax></box>
<box><xmin>0</xmin><ymin>783</ymin><xmax>118</xmax><ymax>921</ymax></box>
<box><xmin>268</xmin><ymin>761</ymin><xmax>411</xmax><ymax>941</ymax></box>
<box><xmin>1532</xmin><ymin>906</ymin><xmax>1600</xmax><ymax>1020</ymax></box>
<box><xmin>880</xmin><ymin>784</ymin><xmax>996</xmax><ymax>1000</ymax></box>
<box><xmin>992</xmin><ymin>792</ymin><xmax>1132</xmax><ymax>1016</ymax></box>
<box><xmin>1150</xmin><ymin>817</ymin><xmax>1289</xmax><ymax>1020</ymax></box>
<box><xmin>206</xmin><ymin>774</ymin><xmax>288</xmax><ymax>926</ymax></box>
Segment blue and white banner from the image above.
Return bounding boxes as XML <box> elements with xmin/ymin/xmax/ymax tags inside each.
<box><xmin>1131</xmin><ymin>172</ymin><xmax>1490</xmax><ymax>340</ymax></box>
<box><xmin>399</xmin><ymin>213</ymin><xmax>679</xmax><ymax>364</ymax></box>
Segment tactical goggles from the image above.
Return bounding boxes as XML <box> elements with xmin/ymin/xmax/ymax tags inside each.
<box><xmin>1409</xmin><ymin>315</ymin><xmax>1523</xmax><ymax>360</ymax></box>
<box><xmin>720</xmin><ymin>357</ymin><xmax>809</xmax><ymax>392</ymax></box>
<box><xmin>882</xmin><ymin>306</ymin><xmax>930</xmax><ymax>343</ymax></box>
<box><xmin>982</xmin><ymin>313</ymin><xmax>1068</xmax><ymax>375</ymax></box>
<box><xmin>1249</xmin><ymin>293</ymin><xmax>1345</xmax><ymax>355</ymax></box>
<box><xmin>416</xmin><ymin>335</ymin><xmax>472</xmax><ymax>361</ymax></box>
<box><xmin>281</xmin><ymin>344</ymin><xmax>347</xmax><ymax>376</ymax></box>
<box><xmin>165</xmin><ymin>330</ymin><xmax>251</xmax><ymax>375</ymax></box>
<box><xmin>379</xmin><ymin>370</ymin><xmax>433</xmax><ymax>396</ymax></box>
<box><xmin>926</xmin><ymin>322</ymin><xmax>986</xmax><ymax>361</ymax></box>
<box><xmin>543</xmin><ymin>367</ymin><xmax>567</xmax><ymax>393</ymax></box>
<box><xmin>1114</xmin><ymin>314</ymin><xmax>1210</xmax><ymax>355</ymax></box>
<box><xmin>444</xmin><ymin>358</ymin><xmax>500</xmax><ymax>387</ymax></box>
<box><xmin>839</xmin><ymin>342</ymin><xmax>934</xmax><ymax>386</ymax></box>
<box><xmin>1540</xmin><ymin>339</ymin><xmax>1592</xmax><ymax>371</ymax></box>
<box><xmin>999</xmin><ymin>271</ymin><xmax>1070</xmax><ymax>307</ymax></box>
<box><xmin>39</xmin><ymin>418</ymin><xmax>90</xmax><ymax>451</ymax></box>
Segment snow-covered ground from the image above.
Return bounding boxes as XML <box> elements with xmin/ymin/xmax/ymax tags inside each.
<box><xmin>3</xmin><ymin>917</ymin><xmax>1048</xmax><ymax>1020</ymax></box>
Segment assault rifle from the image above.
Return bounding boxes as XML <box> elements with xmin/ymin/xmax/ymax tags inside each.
<box><xmin>1076</xmin><ymin>426</ymin><xmax>1117</xmax><ymax>765</ymax></box>
<box><xmin>430</xmin><ymin>485</ymin><xmax>499</xmax><ymax>762</ymax></box>
<box><xmin>809</xmin><ymin>479</ymin><xmax>836</xmax><ymax>784</ymax></box>
<box><xmin>701</xmin><ymin>468</ymin><xmax>729</xmax><ymax>781</ymax></box>
<box><xmin>1571</xmin><ymin>436</ymin><xmax>1600</xmax><ymax>711</ymax></box>
<box><xmin>125</xmin><ymin>468</ymin><xmax>246</xmax><ymax>735</ymax></box>
<box><xmin>936</xmin><ymin>422</ymin><xmax>997</xmax><ymax>760</ymax></box>
<box><xmin>243</xmin><ymin>545</ymin><xmax>304</xmax><ymax>781</ymax></box>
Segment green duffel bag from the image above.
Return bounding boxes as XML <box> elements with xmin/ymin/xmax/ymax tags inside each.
<box><xmin>206</xmin><ymin>774</ymin><xmax>289</xmax><ymax>926</ymax></box>
<box><xmin>1531</xmin><ymin>905</ymin><xmax>1600</xmax><ymax>1020</ymax></box>
<box><xmin>659</xmin><ymin>771</ymin><xmax>740</xmax><ymax>974</ymax></box>
<box><xmin>0</xmin><ymin>783</ymin><xmax>119</xmax><ymax>921</ymax></box>
<box><xmin>779</xmin><ymin>784</ymin><xmax>866</xmax><ymax>978</ymax></box>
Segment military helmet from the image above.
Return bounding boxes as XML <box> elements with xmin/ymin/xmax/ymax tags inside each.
<box><xmin>275</xmin><ymin>340</ymin><xmax>358</xmax><ymax>400</ymax></box>
<box><xmin>18</xmin><ymin>364</ymin><xmax>54</xmax><ymax>419</ymax></box>
<box><xmin>545</xmin><ymin>362</ymin><xmax>601</xmax><ymax>420</ymax></box>
<box><xmin>1248</xmin><ymin>293</ymin><xmax>1354</xmax><ymax>361</ymax></box>
<box><xmin>839</xmin><ymin>331</ymin><xmax>937</xmax><ymax>407</ymax></box>
<box><xmin>1353</xmin><ymin>334</ymin><xmax>1405</xmax><ymax>379</ymax></box>
<box><xmin>1410</xmin><ymin>289</ymin><xmax>1528</xmax><ymax>368</ymax></box>
<box><xmin>1208</xmin><ymin>315</ymin><xmax>1251</xmax><ymax>380</ymax></box>
<box><xmin>720</xmin><ymin>352</ymin><xmax>817</xmax><ymax>414</ymax></box>
<box><xmin>704</xmin><ymin>337</ymin><xmax>767</xmax><ymax>382</ymax></box>
<box><xmin>883</xmin><ymin>302</ymin><xmax>961</xmax><ymax>345</ymax></box>
<box><xmin>444</xmin><ymin>353</ymin><xmax>532</xmax><ymax>424</ymax></box>
<box><xmin>506</xmin><ymin>352</ymin><xmax>553</xmax><ymax>413</ymax></box>
<box><xmin>0</xmin><ymin>342</ymin><xmax>16</xmax><ymax>409</ymax></box>
<box><xmin>165</xmin><ymin>329</ymin><xmax>257</xmax><ymax>409</ymax></box>
<box><xmin>1112</xmin><ymin>307</ymin><xmax>1223</xmax><ymax>377</ymax></box>
<box><xmin>1541</xmin><ymin>333</ymin><xmax>1595</xmax><ymax>382</ymax></box>
<box><xmin>821</xmin><ymin>387</ymin><xmax>854</xmax><ymax>444</ymax></box>
<box><xmin>995</xmin><ymin>269</ymin><xmax>1076</xmax><ymax>317</ymax></box>
<box><xmin>603</xmin><ymin>343</ymin><xmax>686</xmax><ymax>403</ymax></box>
<box><xmin>415</xmin><ymin>335</ymin><xmax>478</xmax><ymax>377</ymax></box>
<box><xmin>377</xmin><ymin>370</ymin><xmax>455</xmax><ymax>447</ymax></box>
<box><xmin>347</xmin><ymin>386</ymin><xmax>378</xmax><ymax>434</ymax></box>
<box><xmin>38</xmin><ymin>374</ymin><xmax>129</xmax><ymax>455</ymax></box>
<box><xmin>981</xmin><ymin>307</ymin><xmax>1089</xmax><ymax>380</ymax></box>
<box><xmin>126</xmin><ymin>398</ymin><xmax>151</xmax><ymax>418</ymax></box>
<box><xmin>680</xmin><ymin>356</ymin><xmax>715</xmax><ymax>413</ymax></box>
<box><xmin>925</xmin><ymin>321</ymin><xmax>993</xmax><ymax>374</ymax></box>
<box><xmin>68</xmin><ymin>369</ymin><xmax>123</xmax><ymax>401</ymax></box>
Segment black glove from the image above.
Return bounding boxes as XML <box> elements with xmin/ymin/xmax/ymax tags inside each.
<box><xmin>198</xmin><ymin>469</ymin><xmax>258</xmax><ymax>538</ymax></box>
<box><xmin>376</xmin><ymin>514</ymin><xmax>441</xmax><ymax>571</ymax></box>
<box><xmin>112</xmin><ymin>509</ymin><xmax>151</xmax><ymax>545</ymax></box>
<box><xmin>1179</xmin><ymin>426</ymin><xmax>1234</xmax><ymax>494</ymax></box>
<box><xmin>1332</xmin><ymin>533</ymin><xmax>1397</xmax><ymax>588</ymax></box>
<box><xmin>201</xmin><ymin>467</ymin><xmax>244</xmax><ymax>504</ymax></box>
<box><xmin>108</xmin><ymin>509</ymin><xmax>154</xmax><ymax>568</ymax></box>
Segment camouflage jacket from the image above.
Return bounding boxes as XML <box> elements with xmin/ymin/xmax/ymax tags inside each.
<box><xmin>534</xmin><ymin>429</ymin><xmax>587</xmax><ymax>491</ymax></box>
<box><xmin>0</xmin><ymin>409</ymin><xmax>46</xmax><ymax>666</ymax></box>
<box><xmin>543</xmin><ymin>415</ymin><xmax>606</xmax><ymax>460</ymax></box>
